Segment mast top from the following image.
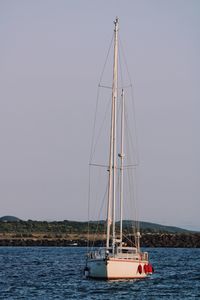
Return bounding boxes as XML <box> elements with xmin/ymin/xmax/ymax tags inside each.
<box><xmin>114</xmin><ymin>17</ymin><xmax>119</xmax><ymax>30</ymax></box>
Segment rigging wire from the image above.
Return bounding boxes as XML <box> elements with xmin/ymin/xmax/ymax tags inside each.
<box><xmin>119</xmin><ymin>35</ymin><xmax>140</xmax><ymax>166</ymax></box>
<box><xmin>89</xmin><ymin>34</ymin><xmax>114</xmax><ymax>164</ymax></box>
<box><xmin>87</xmin><ymin>32</ymin><xmax>114</xmax><ymax>250</ymax></box>
<box><xmin>99</xmin><ymin>35</ymin><xmax>114</xmax><ymax>85</ymax></box>
<box><xmin>119</xmin><ymin>34</ymin><xmax>140</xmax><ymax>234</ymax></box>
<box><xmin>118</xmin><ymin>44</ymin><xmax>124</xmax><ymax>89</ymax></box>
<box><xmin>90</xmin><ymin>95</ymin><xmax>111</xmax><ymax>163</ymax></box>
<box><xmin>119</xmin><ymin>35</ymin><xmax>133</xmax><ymax>86</ymax></box>
<box><xmin>87</xmin><ymin>166</ymin><xmax>91</xmax><ymax>250</ymax></box>
<box><xmin>89</xmin><ymin>87</ymin><xmax>100</xmax><ymax>164</ymax></box>
<box><xmin>125</xmin><ymin>109</ymin><xmax>140</xmax><ymax>236</ymax></box>
<box><xmin>91</xmin><ymin>182</ymin><xmax>108</xmax><ymax>248</ymax></box>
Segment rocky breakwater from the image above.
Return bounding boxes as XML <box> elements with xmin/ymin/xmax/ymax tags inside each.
<box><xmin>140</xmin><ymin>233</ymin><xmax>200</xmax><ymax>248</ymax></box>
<box><xmin>0</xmin><ymin>238</ymin><xmax>87</xmax><ymax>247</ymax></box>
<box><xmin>0</xmin><ymin>233</ymin><xmax>199</xmax><ymax>247</ymax></box>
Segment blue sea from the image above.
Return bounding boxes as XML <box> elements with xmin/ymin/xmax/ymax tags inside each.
<box><xmin>0</xmin><ymin>247</ymin><xmax>199</xmax><ymax>299</ymax></box>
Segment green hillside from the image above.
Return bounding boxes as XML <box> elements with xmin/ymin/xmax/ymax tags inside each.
<box><xmin>0</xmin><ymin>217</ymin><xmax>191</xmax><ymax>234</ymax></box>
<box><xmin>128</xmin><ymin>220</ymin><xmax>190</xmax><ymax>233</ymax></box>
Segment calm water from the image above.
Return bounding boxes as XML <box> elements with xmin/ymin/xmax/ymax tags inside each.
<box><xmin>0</xmin><ymin>247</ymin><xmax>199</xmax><ymax>299</ymax></box>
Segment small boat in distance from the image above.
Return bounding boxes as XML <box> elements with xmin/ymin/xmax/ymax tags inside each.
<box><xmin>84</xmin><ymin>18</ymin><xmax>154</xmax><ymax>279</ymax></box>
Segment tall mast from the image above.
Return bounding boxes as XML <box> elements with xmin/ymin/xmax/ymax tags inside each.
<box><xmin>119</xmin><ymin>89</ymin><xmax>125</xmax><ymax>248</ymax></box>
<box><xmin>106</xmin><ymin>17</ymin><xmax>119</xmax><ymax>250</ymax></box>
<box><xmin>112</xmin><ymin>17</ymin><xmax>119</xmax><ymax>252</ymax></box>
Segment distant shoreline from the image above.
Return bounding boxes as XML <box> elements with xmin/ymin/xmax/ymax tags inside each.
<box><xmin>0</xmin><ymin>233</ymin><xmax>199</xmax><ymax>248</ymax></box>
<box><xmin>1</xmin><ymin>218</ymin><xmax>199</xmax><ymax>247</ymax></box>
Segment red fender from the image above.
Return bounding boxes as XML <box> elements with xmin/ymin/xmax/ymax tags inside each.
<box><xmin>144</xmin><ymin>264</ymin><xmax>148</xmax><ymax>274</ymax></box>
<box><xmin>138</xmin><ymin>264</ymin><xmax>142</xmax><ymax>274</ymax></box>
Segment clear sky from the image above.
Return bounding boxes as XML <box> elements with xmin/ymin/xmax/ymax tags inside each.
<box><xmin>0</xmin><ymin>0</ymin><xmax>199</xmax><ymax>230</ymax></box>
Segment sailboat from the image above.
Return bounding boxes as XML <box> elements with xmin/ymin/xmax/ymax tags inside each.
<box><xmin>84</xmin><ymin>17</ymin><xmax>153</xmax><ymax>279</ymax></box>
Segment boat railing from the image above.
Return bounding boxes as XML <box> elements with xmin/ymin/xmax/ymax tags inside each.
<box><xmin>87</xmin><ymin>248</ymin><xmax>149</xmax><ymax>261</ymax></box>
<box><xmin>87</xmin><ymin>248</ymin><xmax>107</xmax><ymax>260</ymax></box>
<box><xmin>115</xmin><ymin>252</ymin><xmax>138</xmax><ymax>259</ymax></box>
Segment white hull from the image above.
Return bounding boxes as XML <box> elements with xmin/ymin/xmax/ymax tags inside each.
<box><xmin>87</xmin><ymin>258</ymin><xmax>148</xmax><ymax>279</ymax></box>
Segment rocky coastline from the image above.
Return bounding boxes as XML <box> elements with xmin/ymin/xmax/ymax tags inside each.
<box><xmin>0</xmin><ymin>233</ymin><xmax>199</xmax><ymax>248</ymax></box>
